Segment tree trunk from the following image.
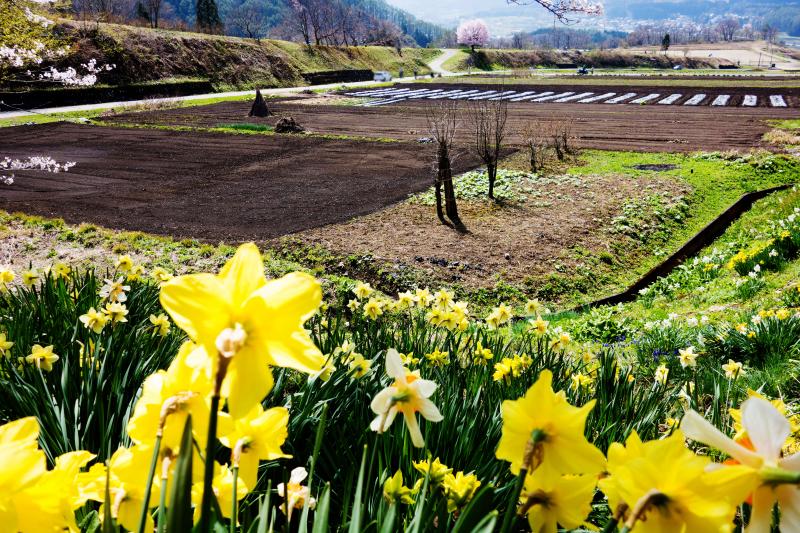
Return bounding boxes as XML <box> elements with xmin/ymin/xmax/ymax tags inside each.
<box><xmin>434</xmin><ymin>178</ymin><xmax>449</xmax><ymax>227</ymax></box>
<box><xmin>439</xmin><ymin>145</ymin><xmax>465</xmax><ymax>231</ymax></box>
<box><xmin>487</xmin><ymin>163</ymin><xmax>496</xmax><ymax>199</ymax></box>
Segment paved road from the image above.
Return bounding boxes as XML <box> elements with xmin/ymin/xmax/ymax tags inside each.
<box><xmin>0</xmin><ymin>50</ymin><xmax>464</xmax><ymax>120</ymax></box>
<box><xmin>428</xmin><ymin>49</ymin><xmax>459</xmax><ymax>75</ymax></box>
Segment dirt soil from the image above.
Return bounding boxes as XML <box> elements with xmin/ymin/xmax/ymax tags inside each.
<box><xmin>0</xmin><ymin>122</ymin><xmax>478</xmax><ymax>241</ymax></box>
<box><xmin>298</xmin><ymin>173</ymin><xmax>690</xmax><ymax>289</ymax></box>
<box><xmin>104</xmin><ymin>87</ymin><xmax>799</xmax><ymax>153</ymax></box>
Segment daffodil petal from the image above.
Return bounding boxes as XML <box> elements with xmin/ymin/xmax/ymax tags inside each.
<box><xmin>741</xmin><ymin>397</ymin><xmax>791</xmax><ymax>463</ymax></box>
<box><xmin>225</xmin><ymin>349</ymin><xmax>274</xmax><ymax>420</ymax></box>
<box><xmin>385</xmin><ymin>349</ymin><xmax>406</xmax><ymax>381</ymax></box>
<box><xmin>777</xmin><ymin>485</ymin><xmax>800</xmax><ymax>532</ymax></box>
<box><xmin>745</xmin><ymin>486</ymin><xmax>777</xmax><ymax>533</ymax></box>
<box><xmin>419</xmin><ymin>399</ymin><xmax>443</xmax><ymax>422</ymax></box>
<box><xmin>218</xmin><ymin>243</ymin><xmax>267</xmax><ymax>308</ymax></box>
<box><xmin>160</xmin><ymin>273</ymin><xmax>230</xmax><ymax>343</ymax></box>
<box><xmin>681</xmin><ymin>409</ymin><xmax>763</xmax><ymax>468</ymax></box>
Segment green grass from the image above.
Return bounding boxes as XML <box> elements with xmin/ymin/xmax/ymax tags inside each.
<box><xmin>217</xmin><ymin>122</ymin><xmax>273</xmax><ymax>133</ymax></box>
<box><xmin>773</xmin><ymin>119</ymin><xmax>800</xmax><ymax>130</ymax></box>
<box><xmin>568</xmin><ymin>150</ymin><xmax>798</xmax><ymax>289</ymax></box>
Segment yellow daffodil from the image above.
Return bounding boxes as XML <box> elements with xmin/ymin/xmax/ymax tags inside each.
<box><xmin>519</xmin><ymin>471</ymin><xmax>596</xmax><ymax>533</ymax></box>
<box><xmin>682</xmin><ymin>397</ymin><xmax>800</xmax><ymax>533</ymax></box>
<box><xmin>191</xmin><ymin>464</ymin><xmax>248</xmax><ymax>523</ymax></box>
<box><xmin>99</xmin><ymin>277</ymin><xmax>130</xmax><ymax>303</ymax></box>
<box><xmin>493</xmin><ymin>358</ymin><xmax>513</xmax><ymax>382</ymax></box>
<box><xmin>496</xmin><ymin>370</ymin><xmax>605</xmax><ymax>477</ymax></box>
<box><xmin>654</xmin><ymin>364</ymin><xmax>669</xmax><ymax>385</ymax></box>
<box><xmin>549</xmin><ymin>329</ymin><xmax>571</xmax><ymax>351</ymax></box>
<box><xmin>413</xmin><ymin>458</ymin><xmax>452</xmax><ymax>484</ymax></box>
<box><xmin>126</xmin><ymin>264</ymin><xmax>145</xmax><ymax>282</ymax></box>
<box><xmin>0</xmin><ymin>417</ymin><xmax>48</xmax><ymax>532</ymax></box>
<box><xmin>370</xmin><ymin>349</ymin><xmax>443</xmax><ymax>448</ymax></box>
<box><xmin>0</xmin><ymin>266</ymin><xmax>15</xmax><ymax>287</ymax></box>
<box><xmin>80</xmin><ymin>307</ymin><xmax>110</xmax><ymax>334</ymax></box>
<box><xmin>277</xmin><ymin>467</ymin><xmax>315</xmax><ymax>523</ymax></box>
<box><xmin>149</xmin><ymin>313</ymin><xmax>171</xmax><ymax>337</ymax></box>
<box><xmin>400</xmin><ymin>352</ymin><xmax>420</xmax><ymax>366</ymax></box>
<box><xmin>397</xmin><ymin>291</ymin><xmax>415</xmax><ymax>309</ymax></box>
<box><xmin>151</xmin><ymin>267</ymin><xmax>173</xmax><ymax>284</ymax></box>
<box><xmin>348</xmin><ymin>353</ymin><xmax>371</xmax><ymax>378</ymax></box>
<box><xmin>530</xmin><ymin>316</ymin><xmax>549</xmax><ymax>335</ymax></box>
<box><xmin>25</xmin><ymin>344</ymin><xmax>59</xmax><ymax>372</ymax></box>
<box><xmin>722</xmin><ymin>359</ymin><xmax>744</xmax><ymax>379</ymax></box>
<box><xmin>443</xmin><ymin>471</ymin><xmax>481</xmax><ymax>512</ymax></box>
<box><xmin>363</xmin><ymin>298</ymin><xmax>383</xmax><ymax>320</ymax></box>
<box><xmin>415</xmin><ymin>287</ymin><xmax>432</xmax><ymax>307</ymax></box>
<box><xmin>115</xmin><ymin>255</ymin><xmax>134</xmax><ymax>272</ymax></box>
<box><xmin>353</xmin><ymin>281</ymin><xmax>374</xmax><ymax>300</ymax></box>
<box><xmin>127</xmin><ymin>341</ymin><xmax>213</xmax><ymax>450</ymax></box>
<box><xmin>52</xmin><ymin>262</ymin><xmax>70</xmax><ymax>280</ymax></box>
<box><xmin>219</xmin><ymin>404</ymin><xmax>291</xmax><ymax>491</ymax></box>
<box><xmin>103</xmin><ymin>302</ymin><xmax>129</xmax><ymax>323</ymax></box>
<box><xmin>0</xmin><ymin>333</ymin><xmax>13</xmax><ymax>357</ymax></box>
<box><xmin>569</xmin><ymin>372</ymin><xmax>594</xmax><ymax>391</ymax></box>
<box><xmin>13</xmin><ymin>450</ymin><xmax>95</xmax><ymax>533</ymax></box>
<box><xmin>433</xmin><ymin>289</ymin><xmax>454</xmax><ymax>310</ymax></box>
<box><xmin>599</xmin><ymin>430</ymin><xmax>756</xmax><ymax>533</ymax></box>
<box><xmin>425</xmin><ymin>349</ymin><xmax>449</xmax><ymax>367</ymax></box>
<box><xmin>160</xmin><ymin>243</ymin><xmax>324</xmax><ymax>419</ymax></box>
<box><xmin>473</xmin><ymin>341</ymin><xmax>493</xmax><ymax>365</ymax></box>
<box><xmin>383</xmin><ymin>470</ymin><xmax>418</xmax><ymax>505</ymax></box>
<box><xmin>80</xmin><ymin>445</ymin><xmax>160</xmax><ymax>532</ymax></box>
<box><xmin>310</xmin><ymin>359</ymin><xmax>336</xmax><ymax>382</ymax></box>
<box><xmin>678</xmin><ymin>346</ymin><xmax>699</xmax><ymax>368</ymax></box>
<box><xmin>21</xmin><ymin>269</ymin><xmax>39</xmax><ymax>288</ymax></box>
<box><xmin>347</xmin><ymin>299</ymin><xmax>360</xmax><ymax>311</ymax></box>
<box><xmin>524</xmin><ymin>299</ymin><xmax>543</xmax><ymax>316</ymax></box>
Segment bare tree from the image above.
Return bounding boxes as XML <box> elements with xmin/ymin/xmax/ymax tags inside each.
<box><xmin>469</xmin><ymin>98</ymin><xmax>508</xmax><ymax>200</ymax></box>
<box><xmin>551</xmin><ymin>117</ymin><xmax>578</xmax><ymax>161</ymax></box>
<box><xmin>228</xmin><ymin>1</ymin><xmax>266</xmax><ymax>40</ymax></box>
<box><xmin>426</xmin><ymin>101</ymin><xmax>465</xmax><ymax>232</ymax></box>
<box><xmin>144</xmin><ymin>0</ymin><xmax>162</xmax><ymax>27</ymax></box>
<box><xmin>717</xmin><ymin>18</ymin><xmax>739</xmax><ymax>42</ymax></box>
<box><xmin>521</xmin><ymin>120</ymin><xmax>551</xmax><ymax>172</ymax></box>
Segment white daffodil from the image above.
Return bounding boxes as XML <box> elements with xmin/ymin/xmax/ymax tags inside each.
<box><xmin>682</xmin><ymin>397</ymin><xmax>800</xmax><ymax>533</ymax></box>
<box><xmin>370</xmin><ymin>348</ymin><xmax>443</xmax><ymax>447</ymax></box>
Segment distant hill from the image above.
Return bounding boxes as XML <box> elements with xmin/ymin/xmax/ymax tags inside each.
<box><xmin>386</xmin><ymin>0</ymin><xmax>800</xmax><ymax>37</ymax></box>
<box><xmin>154</xmin><ymin>0</ymin><xmax>448</xmax><ymax>47</ymax></box>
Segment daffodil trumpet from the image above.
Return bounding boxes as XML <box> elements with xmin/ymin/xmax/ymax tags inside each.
<box><xmin>619</xmin><ymin>489</ymin><xmax>670</xmax><ymax>532</ymax></box>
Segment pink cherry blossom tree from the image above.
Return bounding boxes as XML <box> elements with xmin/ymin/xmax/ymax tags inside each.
<box><xmin>456</xmin><ymin>19</ymin><xmax>490</xmax><ymax>52</ymax></box>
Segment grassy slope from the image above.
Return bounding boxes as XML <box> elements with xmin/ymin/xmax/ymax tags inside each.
<box><xmin>33</xmin><ymin>22</ymin><xmax>440</xmax><ymax>90</ymax></box>
<box><xmin>491</xmin><ymin>150</ymin><xmax>800</xmax><ymax>307</ymax></box>
<box><xmin>611</xmin><ymin>186</ymin><xmax>800</xmax><ymax>323</ymax></box>
<box><xmin>440</xmin><ymin>47</ymin><xmax>728</xmax><ymax>72</ymax></box>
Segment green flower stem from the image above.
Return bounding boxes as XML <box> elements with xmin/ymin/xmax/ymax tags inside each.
<box><xmin>199</xmin><ymin>392</ymin><xmax>221</xmax><ymax>533</ymax></box>
<box><xmin>601</xmin><ymin>517</ymin><xmax>619</xmax><ymax>533</ymax></box>
<box><xmin>761</xmin><ymin>466</ymin><xmax>800</xmax><ymax>485</ymax></box>
<box><xmin>499</xmin><ymin>469</ymin><xmax>526</xmax><ymax>533</ymax></box>
<box><xmin>231</xmin><ymin>464</ymin><xmax>239</xmax><ymax>533</ymax></box>
<box><xmin>137</xmin><ymin>433</ymin><xmax>162</xmax><ymax>533</ymax></box>
<box><xmin>157</xmin><ymin>464</ymin><xmax>169</xmax><ymax>533</ymax></box>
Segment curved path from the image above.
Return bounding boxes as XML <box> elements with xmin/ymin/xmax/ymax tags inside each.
<box><xmin>428</xmin><ymin>48</ymin><xmax>459</xmax><ymax>75</ymax></box>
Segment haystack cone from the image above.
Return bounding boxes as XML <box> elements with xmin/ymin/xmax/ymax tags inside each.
<box><xmin>249</xmin><ymin>89</ymin><xmax>270</xmax><ymax>117</ymax></box>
